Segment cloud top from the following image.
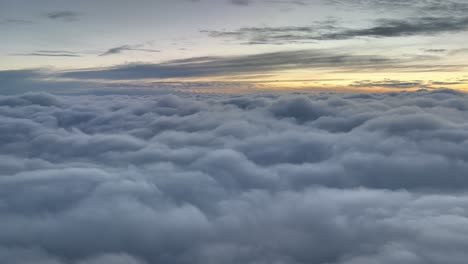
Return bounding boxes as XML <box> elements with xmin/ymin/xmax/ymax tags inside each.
<box><xmin>1</xmin><ymin>90</ymin><xmax>468</xmax><ymax>263</ymax></box>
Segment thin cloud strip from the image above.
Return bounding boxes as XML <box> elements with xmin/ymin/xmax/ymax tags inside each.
<box><xmin>58</xmin><ymin>49</ymin><xmax>464</xmax><ymax>81</ymax></box>
<box><xmin>61</xmin><ymin>49</ymin><xmax>400</xmax><ymax>80</ymax></box>
<box><xmin>10</xmin><ymin>53</ymin><xmax>81</xmax><ymax>57</ymax></box>
<box><xmin>46</xmin><ymin>11</ymin><xmax>82</xmax><ymax>22</ymax></box>
<box><xmin>99</xmin><ymin>45</ymin><xmax>161</xmax><ymax>56</ymax></box>
<box><xmin>203</xmin><ymin>16</ymin><xmax>468</xmax><ymax>45</ymax></box>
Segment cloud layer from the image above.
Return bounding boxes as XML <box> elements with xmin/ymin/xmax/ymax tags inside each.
<box><xmin>62</xmin><ymin>49</ymin><xmax>396</xmax><ymax>80</ymax></box>
<box><xmin>203</xmin><ymin>16</ymin><xmax>468</xmax><ymax>45</ymax></box>
<box><xmin>1</xmin><ymin>90</ymin><xmax>468</xmax><ymax>263</ymax></box>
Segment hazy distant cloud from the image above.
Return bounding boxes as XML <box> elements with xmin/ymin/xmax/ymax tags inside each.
<box><xmin>449</xmin><ymin>48</ymin><xmax>468</xmax><ymax>56</ymax></box>
<box><xmin>350</xmin><ymin>79</ymin><xmax>466</xmax><ymax>89</ymax></box>
<box><xmin>202</xmin><ymin>24</ymin><xmax>332</xmax><ymax>45</ymax></box>
<box><xmin>192</xmin><ymin>0</ymin><xmax>305</xmax><ymax>6</ymax></box>
<box><xmin>230</xmin><ymin>0</ymin><xmax>254</xmax><ymax>5</ymax></box>
<box><xmin>1</xmin><ymin>90</ymin><xmax>468</xmax><ymax>263</ymax></box>
<box><xmin>329</xmin><ymin>0</ymin><xmax>468</xmax><ymax>15</ymax></box>
<box><xmin>327</xmin><ymin>16</ymin><xmax>468</xmax><ymax>39</ymax></box>
<box><xmin>0</xmin><ymin>69</ymin><xmax>258</xmax><ymax>95</ymax></box>
<box><xmin>351</xmin><ymin>79</ymin><xmax>426</xmax><ymax>89</ymax></box>
<box><xmin>46</xmin><ymin>11</ymin><xmax>81</xmax><ymax>22</ymax></box>
<box><xmin>203</xmin><ymin>16</ymin><xmax>468</xmax><ymax>44</ymax></box>
<box><xmin>9</xmin><ymin>50</ymin><xmax>97</xmax><ymax>58</ymax></box>
<box><xmin>2</xmin><ymin>67</ymin><xmax>463</xmax><ymax>95</ymax></box>
<box><xmin>424</xmin><ymin>49</ymin><xmax>448</xmax><ymax>53</ymax></box>
<box><xmin>100</xmin><ymin>45</ymin><xmax>160</xmax><ymax>56</ymax></box>
<box><xmin>0</xmin><ymin>69</ymin><xmax>65</xmax><ymax>94</ymax></box>
<box><xmin>430</xmin><ymin>81</ymin><xmax>466</xmax><ymax>86</ymax></box>
<box><xmin>0</xmin><ymin>19</ymin><xmax>34</xmax><ymax>25</ymax></box>
<box><xmin>10</xmin><ymin>53</ymin><xmax>81</xmax><ymax>57</ymax></box>
<box><xmin>0</xmin><ymin>69</ymin><xmax>108</xmax><ymax>95</ymax></box>
<box><xmin>265</xmin><ymin>0</ymin><xmax>307</xmax><ymax>5</ymax></box>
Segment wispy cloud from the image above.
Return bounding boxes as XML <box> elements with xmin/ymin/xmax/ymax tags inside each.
<box><xmin>449</xmin><ymin>48</ymin><xmax>468</xmax><ymax>56</ymax></box>
<box><xmin>99</xmin><ymin>45</ymin><xmax>161</xmax><ymax>56</ymax></box>
<box><xmin>203</xmin><ymin>16</ymin><xmax>468</xmax><ymax>45</ymax></box>
<box><xmin>62</xmin><ymin>49</ymin><xmax>399</xmax><ymax>80</ymax></box>
<box><xmin>329</xmin><ymin>0</ymin><xmax>468</xmax><ymax>15</ymax></box>
<box><xmin>10</xmin><ymin>53</ymin><xmax>81</xmax><ymax>57</ymax></box>
<box><xmin>9</xmin><ymin>50</ymin><xmax>98</xmax><ymax>57</ymax></box>
<box><xmin>423</xmin><ymin>49</ymin><xmax>448</xmax><ymax>53</ymax></box>
<box><xmin>264</xmin><ymin>0</ymin><xmax>306</xmax><ymax>6</ymax></box>
<box><xmin>230</xmin><ymin>0</ymin><xmax>254</xmax><ymax>6</ymax></box>
<box><xmin>351</xmin><ymin>79</ymin><xmax>427</xmax><ymax>89</ymax></box>
<box><xmin>0</xmin><ymin>19</ymin><xmax>34</xmax><ymax>25</ymax></box>
<box><xmin>59</xmin><ymin>49</ymin><xmax>460</xmax><ymax>82</ymax></box>
<box><xmin>350</xmin><ymin>79</ymin><xmax>467</xmax><ymax>90</ymax></box>
<box><xmin>46</xmin><ymin>11</ymin><xmax>81</xmax><ymax>22</ymax></box>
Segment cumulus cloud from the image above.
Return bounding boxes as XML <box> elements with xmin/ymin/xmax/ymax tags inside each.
<box><xmin>1</xmin><ymin>90</ymin><xmax>468</xmax><ymax>263</ymax></box>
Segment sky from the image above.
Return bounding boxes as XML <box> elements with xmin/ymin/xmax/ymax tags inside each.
<box><xmin>2</xmin><ymin>0</ymin><xmax>468</xmax><ymax>94</ymax></box>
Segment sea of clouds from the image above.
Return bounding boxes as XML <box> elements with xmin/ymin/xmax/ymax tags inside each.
<box><xmin>1</xmin><ymin>90</ymin><xmax>468</xmax><ymax>264</ymax></box>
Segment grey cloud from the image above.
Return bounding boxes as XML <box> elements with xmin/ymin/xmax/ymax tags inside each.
<box><xmin>0</xmin><ymin>19</ymin><xmax>34</xmax><ymax>25</ymax></box>
<box><xmin>328</xmin><ymin>16</ymin><xmax>468</xmax><ymax>39</ymax></box>
<box><xmin>1</xmin><ymin>91</ymin><xmax>468</xmax><ymax>263</ymax></box>
<box><xmin>0</xmin><ymin>69</ymin><xmax>86</xmax><ymax>94</ymax></box>
<box><xmin>10</xmin><ymin>50</ymin><xmax>100</xmax><ymax>58</ymax></box>
<box><xmin>350</xmin><ymin>79</ymin><xmax>467</xmax><ymax>90</ymax></box>
<box><xmin>265</xmin><ymin>0</ymin><xmax>307</xmax><ymax>6</ymax></box>
<box><xmin>46</xmin><ymin>11</ymin><xmax>81</xmax><ymax>22</ymax></box>
<box><xmin>449</xmin><ymin>48</ymin><xmax>468</xmax><ymax>56</ymax></box>
<box><xmin>0</xmin><ymin>69</ymin><xmax>268</xmax><ymax>95</ymax></box>
<box><xmin>350</xmin><ymin>79</ymin><xmax>427</xmax><ymax>89</ymax></box>
<box><xmin>10</xmin><ymin>53</ymin><xmax>81</xmax><ymax>57</ymax></box>
<box><xmin>100</xmin><ymin>45</ymin><xmax>161</xmax><ymax>56</ymax></box>
<box><xmin>230</xmin><ymin>0</ymin><xmax>254</xmax><ymax>6</ymax></box>
<box><xmin>203</xmin><ymin>16</ymin><xmax>468</xmax><ymax>44</ymax></box>
<box><xmin>1</xmin><ymin>65</ymin><xmax>463</xmax><ymax>96</ymax></box>
<box><xmin>248</xmin><ymin>0</ymin><xmax>308</xmax><ymax>6</ymax></box>
<box><xmin>60</xmin><ymin>49</ymin><xmax>462</xmax><ymax>81</ymax></box>
<box><xmin>61</xmin><ymin>49</ymin><xmax>399</xmax><ymax>80</ymax></box>
<box><xmin>0</xmin><ymin>69</ymin><xmax>117</xmax><ymax>95</ymax></box>
<box><xmin>424</xmin><ymin>49</ymin><xmax>447</xmax><ymax>53</ymax></box>
<box><xmin>350</xmin><ymin>79</ymin><xmax>466</xmax><ymax>90</ymax></box>
<box><xmin>329</xmin><ymin>0</ymin><xmax>468</xmax><ymax>15</ymax></box>
<box><xmin>36</xmin><ymin>50</ymin><xmax>94</xmax><ymax>54</ymax></box>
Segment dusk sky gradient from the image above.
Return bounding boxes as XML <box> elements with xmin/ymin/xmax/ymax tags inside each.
<box><xmin>2</xmin><ymin>0</ymin><xmax>468</xmax><ymax>93</ymax></box>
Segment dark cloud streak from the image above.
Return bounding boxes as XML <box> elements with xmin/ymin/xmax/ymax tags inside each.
<box><xmin>203</xmin><ymin>16</ymin><xmax>468</xmax><ymax>44</ymax></box>
<box><xmin>46</xmin><ymin>11</ymin><xmax>81</xmax><ymax>22</ymax></box>
<box><xmin>10</xmin><ymin>53</ymin><xmax>81</xmax><ymax>57</ymax></box>
<box><xmin>99</xmin><ymin>45</ymin><xmax>161</xmax><ymax>56</ymax></box>
<box><xmin>62</xmin><ymin>49</ymin><xmax>398</xmax><ymax>80</ymax></box>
